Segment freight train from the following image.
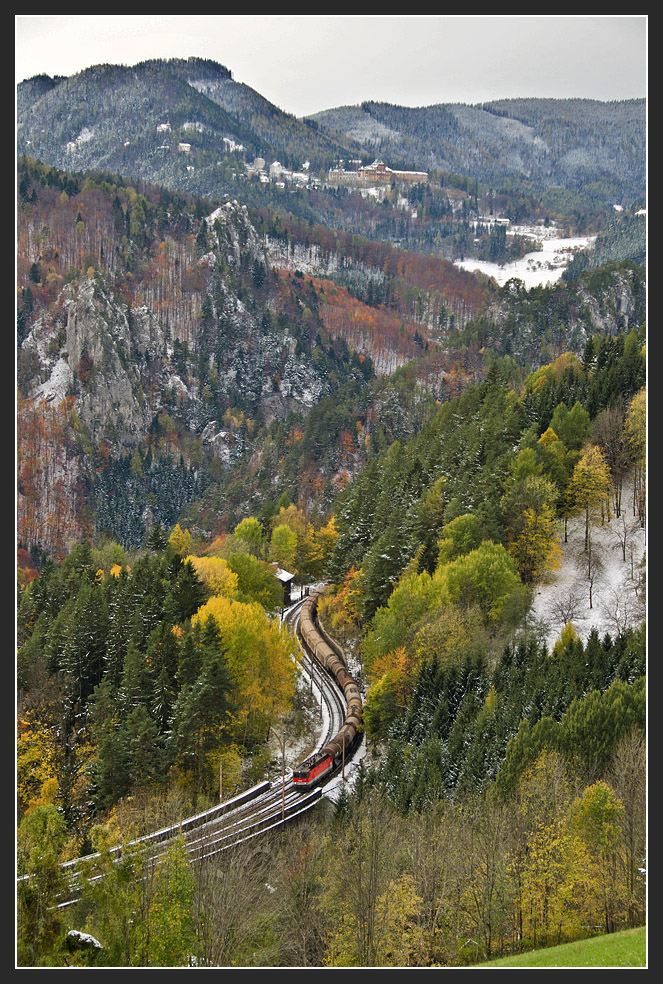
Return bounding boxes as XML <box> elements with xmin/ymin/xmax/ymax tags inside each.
<box><xmin>293</xmin><ymin>588</ymin><xmax>363</xmax><ymax>787</ymax></box>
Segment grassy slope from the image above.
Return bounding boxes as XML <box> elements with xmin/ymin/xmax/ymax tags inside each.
<box><xmin>470</xmin><ymin>926</ymin><xmax>646</xmax><ymax>968</ymax></box>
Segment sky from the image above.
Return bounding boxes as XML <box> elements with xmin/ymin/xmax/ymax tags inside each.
<box><xmin>15</xmin><ymin>14</ymin><xmax>646</xmax><ymax>118</ymax></box>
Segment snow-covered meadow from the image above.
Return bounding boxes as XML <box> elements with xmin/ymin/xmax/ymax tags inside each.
<box><xmin>528</xmin><ymin>501</ymin><xmax>646</xmax><ymax>652</ymax></box>
<box><xmin>454</xmin><ymin>224</ymin><xmax>596</xmax><ymax>289</ymax></box>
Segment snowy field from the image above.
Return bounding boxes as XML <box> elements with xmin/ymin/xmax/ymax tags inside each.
<box><xmin>528</xmin><ymin>501</ymin><xmax>646</xmax><ymax>653</ymax></box>
<box><xmin>454</xmin><ymin>224</ymin><xmax>596</xmax><ymax>289</ymax></box>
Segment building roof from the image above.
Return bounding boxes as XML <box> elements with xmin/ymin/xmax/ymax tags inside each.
<box><xmin>273</xmin><ymin>567</ymin><xmax>295</xmax><ymax>583</ymax></box>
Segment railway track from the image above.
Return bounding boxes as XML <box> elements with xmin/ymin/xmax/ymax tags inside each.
<box><xmin>52</xmin><ymin>590</ymin><xmax>359</xmax><ymax>904</ymax></box>
<box><xmin>284</xmin><ymin>595</ymin><xmax>347</xmax><ymax>751</ymax></box>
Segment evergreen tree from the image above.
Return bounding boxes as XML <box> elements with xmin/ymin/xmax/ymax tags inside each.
<box><xmin>169</xmin><ymin>618</ymin><xmax>234</xmax><ymax>796</ymax></box>
<box><xmin>60</xmin><ymin>581</ymin><xmax>108</xmax><ymax>703</ymax></box>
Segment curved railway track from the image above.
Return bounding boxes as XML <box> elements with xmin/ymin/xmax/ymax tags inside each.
<box><xmin>284</xmin><ymin>596</ymin><xmax>347</xmax><ymax>752</ymax></box>
<box><xmin>50</xmin><ymin>588</ymin><xmax>362</xmax><ymax>905</ymax></box>
<box><xmin>292</xmin><ymin>589</ymin><xmax>363</xmax><ymax>786</ymax></box>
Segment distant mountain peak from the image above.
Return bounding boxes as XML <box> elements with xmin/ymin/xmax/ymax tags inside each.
<box><xmin>136</xmin><ymin>55</ymin><xmax>234</xmax><ymax>81</ymax></box>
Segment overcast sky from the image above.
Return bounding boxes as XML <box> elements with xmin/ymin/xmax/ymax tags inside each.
<box><xmin>15</xmin><ymin>14</ymin><xmax>647</xmax><ymax>118</ymax></box>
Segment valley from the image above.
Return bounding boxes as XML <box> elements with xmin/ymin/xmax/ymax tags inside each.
<box><xmin>16</xmin><ymin>46</ymin><xmax>646</xmax><ymax>970</ymax></box>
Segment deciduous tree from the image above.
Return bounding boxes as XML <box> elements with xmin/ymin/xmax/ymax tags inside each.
<box><xmin>320</xmin><ymin>791</ymin><xmax>414</xmax><ymax>967</ymax></box>
<box><xmin>507</xmin><ymin>505</ymin><xmax>562</xmax><ymax>584</ymax></box>
<box><xmin>191</xmin><ymin>597</ymin><xmax>297</xmax><ymax>743</ymax></box>
<box><xmin>443</xmin><ymin>540</ymin><xmax>527</xmax><ymax>626</ymax></box>
<box><xmin>232</xmin><ymin>517</ymin><xmax>264</xmax><ymax>557</ymax></box>
<box><xmin>567</xmin><ymin>781</ymin><xmax>626</xmax><ymax>934</ymax></box>
<box><xmin>624</xmin><ymin>387</ymin><xmax>646</xmax><ymax>527</ymax></box>
<box><xmin>567</xmin><ymin>445</ymin><xmax>612</xmax><ymax>551</ymax></box>
<box><xmin>17</xmin><ymin>805</ymin><xmax>68</xmax><ymax>965</ymax></box>
<box><xmin>269</xmin><ymin>523</ymin><xmax>298</xmax><ymax>574</ymax></box>
<box><xmin>168</xmin><ymin>523</ymin><xmax>195</xmax><ymax>557</ymax></box>
<box><xmin>185</xmin><ymin>555</ymin><xmax>239</xmax><ymax>600</ymax></box>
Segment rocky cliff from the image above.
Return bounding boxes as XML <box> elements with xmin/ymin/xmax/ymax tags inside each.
<box><xmin>16</xmin><ymin>170</ymin><xmax>364</xmax><ymax>554</ymax></box>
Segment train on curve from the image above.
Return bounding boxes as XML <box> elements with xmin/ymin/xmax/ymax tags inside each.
<box><xmin>293</xmin><ymin>588</ymin><xmax>363</xmax><ymax>787</ymax></box>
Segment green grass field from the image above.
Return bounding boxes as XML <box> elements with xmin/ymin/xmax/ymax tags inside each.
<box><xmin>471</xmin><ymin>926</ymin><xmax>646</xmax><ymax>968</ymax></box>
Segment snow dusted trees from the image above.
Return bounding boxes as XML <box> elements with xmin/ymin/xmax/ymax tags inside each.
<box><xmin>16</xmin><ymin>525</ymin><xmax>300</xmax><ymax>823</ymax></box>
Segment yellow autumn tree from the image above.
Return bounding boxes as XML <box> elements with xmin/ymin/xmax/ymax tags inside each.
<box><xmin>17</xmin><ymin>715</ymin><xmax>59</xmax><ymax>819</ymax></box>
<box><xmin>369</xmin><ymin>645</ymin><xmax>420</xmax><ymax>708</ymax></box>
<box><xmin>318</xmin><ymin>564</ymin><xmax>363</xmax><ymax>638</ymax></box>
<box><xmin>508</xmin><ymin>505</ymin><xmax>563</xmax><ymax>584</ymax></box>
<box><xmin>169</xmin><ymin>523</ymin><xmax>195</xmax><ymax>557</ymax></box>
<box><xmin>501</xmin><ymin>470</ymin><xmax>561</xmax><ymax>583</ymax></box>
<box><xmin>270</xmin><ymin>504</ymin><xmax>307</xmax><ymax>545</ymax></box>
<box><xmin>363</xmin><ymin>644</ymin><xmax>421</xmax><ymax>741</ymax></box>
<box><xmin>185</xmin><ymin>555</ymin><xmax>238</xmax><ymax>600</ymax></box>
<box><xmin>316</xmin><ymin>514</ymin><xmax>339</xmax><ymax>560</ymax></box>
<box><xmin>517</xmin><ymin>816</ymin><xmax>597</xmax><ymax>949</ymax></box>
<box><xmin>624</xmin><ymin>387</ymin><xmax>646</xmax><ymax>527</ymax></box>
<box><xmin>552</xmin><ymin>621</ymin><xmax>581</xmax><ymax>657</ymax></box>
<box><xmin>299</xmin><ymin>516</ymin><xmax>339</xmax><ymax>581</ymax></box>
<box><xmin>624</xmin><ymin>387</ymin><xmax>646</xmax><ymax>465</ymax></box>
<box><xmin>567</xmin><ymin>445</ymin><xmax>612</xmax><ymax>551</ymax></box>
<box><xmin>567</xmin><ymin>781</ymin><xmax>628</xmax><ymax>934</ymax></box>
<box><xmin>324</xmin><ymin>872</ymin><xmax>423</xmax><ymax>967</ymax></box>
<box><xmin>191</xmin><ymin>595</ymin><xmax>298</xmax><ymax>741</ymax></box>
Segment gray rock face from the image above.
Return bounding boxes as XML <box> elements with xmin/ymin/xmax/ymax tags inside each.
<box><xmin>21</xmin><ymin>201</ymin><xmax>334</xmax><ymax>465</ymax></box>
<box><xmin>25</xmin><ymin>277</ymin><xmax>165</xmax><ymax>451</ymax></box>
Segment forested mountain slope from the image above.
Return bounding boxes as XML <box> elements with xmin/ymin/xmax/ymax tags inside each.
<box><xmin>16</xmin><ymin>57</ymin><xmax>359</xmax><ymax>197</ymax></box>
<box><xmin>309</xmin><ymin>98</ymin><xmax>646</xmax><ymax>206</ymax></box>
<box><xmin>16</xmin><ymin>158</ymin><xmax>373</xmax><ymax>554</ymax></box>
<box><xmin>16</xmin><ymin>153</ymin><xmax>646</xmax><ymax>559</ymax></box>
<box><xmin>17</xmin><ymin>318</ymin><xmax>646</xmax><ymax>966</ymax></box>
<box><xmin>16</xmin><ymin>155</ymin><xmax>489</xmax><ymax>555</ymax></box>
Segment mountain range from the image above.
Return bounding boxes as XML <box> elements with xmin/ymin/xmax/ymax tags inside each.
<box><xmin>17</xmin><ymin>56</ymin><xmax>646</xmax><ymax>209</ymax></box>
<box><xmin>309</xmin><ymin>97</ymin><xmax>645</xmax><ymax>202</ymax></box>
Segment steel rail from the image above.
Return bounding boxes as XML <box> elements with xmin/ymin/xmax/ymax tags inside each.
<box><xmin>43</xmin><ymin>590</ymin><xmax>356</xmax><ymax>905</ymax></box>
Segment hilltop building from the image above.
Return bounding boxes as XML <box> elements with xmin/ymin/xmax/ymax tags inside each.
<box><xmin>359</xmin><ymin>159</ymin><xmax>428</xmax><ymax>185</ymax></box>
<box><xmin>328</xmin><ymin>158</ymin><xmax>428</xmax><ymax>188</ymax></box>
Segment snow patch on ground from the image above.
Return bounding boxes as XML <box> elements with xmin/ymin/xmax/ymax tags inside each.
<box><xmin>528</xmin><ymin>501</ymin><xmax>646</xmax><ymax>652</ymax></box>
<box><xmin>455</xmin><ymin>225</ymin><xmax>596</xmax><ymax>289</ymax></box>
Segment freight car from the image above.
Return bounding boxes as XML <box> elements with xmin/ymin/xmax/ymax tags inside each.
<box><xmin>293</xmin><ymin>589</ymin><xmax>363</xmax><ymax>787</ymax></box>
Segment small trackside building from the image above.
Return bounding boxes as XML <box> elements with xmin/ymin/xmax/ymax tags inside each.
<box><xmin>273</xmin><ymin>566</ymin><xmax>295</xmax><ymax>607</ymax></box>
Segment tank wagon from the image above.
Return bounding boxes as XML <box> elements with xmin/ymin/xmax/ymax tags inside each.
<box><xmin>293</xmin><ymin>589</ymin><xmax>363</xmax><ymax>787</ymax></box>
